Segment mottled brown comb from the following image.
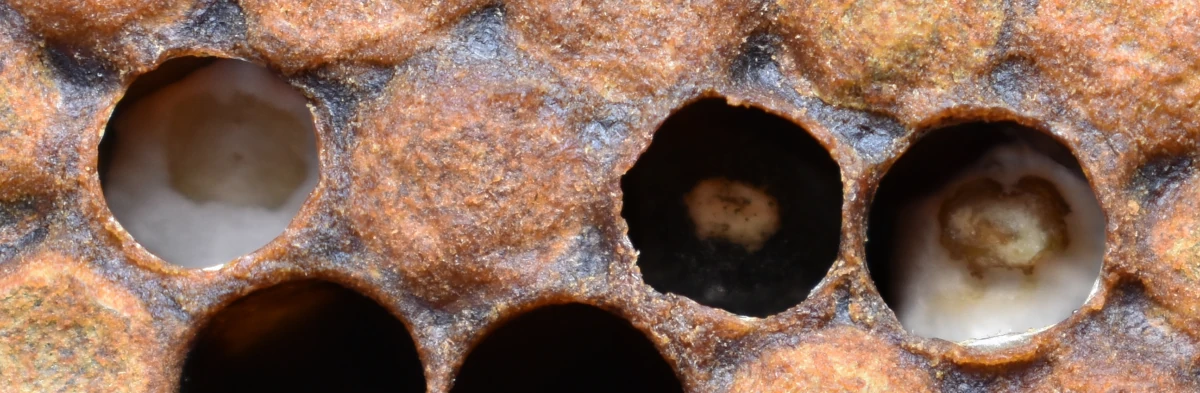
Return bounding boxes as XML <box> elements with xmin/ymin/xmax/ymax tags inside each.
<box><xmin>1</xmin><ymin>0</ymin><xmax>1199</xmax><ymax>392</ymax></box>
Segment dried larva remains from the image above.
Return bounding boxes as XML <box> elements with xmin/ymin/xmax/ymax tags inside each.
<box><xmin>685</xmin><ymin>177</ymin><xmax>780</xmax><ymax>252</ymax></box>
<box><xmin>102</xmin><ymin>59</ymin><xmax>319</xmax><ymax>269</ymax></box>
<box><xmin>892</xmin><ymin>144</ymin><xmax>1105</xmax><ymax>342</ymax></box>
<box><xmin>938</xmin><ymin>176</ymin><xmax>1070</xmax><ymax>274</ymax></box>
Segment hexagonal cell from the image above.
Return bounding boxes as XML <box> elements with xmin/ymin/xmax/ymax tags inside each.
<box><xmin>450</xmin><ymin>304</ymin><xmax>683</xmax><ymax>393</ymax></box>
<box><xmin>180</xmin><ymin>280</ymin><xmax>425</xmax><ymax>393</ymax></box>
<box><xmin>866</xmin><ymin>122</ymin><xmax>1105</xmax><ymax>343</ymax></box>
<box><xmin>99</xmin><ymin>57</ymin><xmax>319</xmax><ymax>269</ymax></box>
<box><xmin>621</xmin><ymin>98</ymin><xmax>843</xmax><ymax>317</ymax></box>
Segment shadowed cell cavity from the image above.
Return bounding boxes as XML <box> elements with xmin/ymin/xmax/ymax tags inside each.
<box><xmin>180</xmin><ymin>280</ymin><xmax>426</xmax><ymax>393</ymax></box>
<box><xmin>450</xmin><ymin>304</ymin><xmax>683</xmax><ymax>393</ymax></box>
<box><xmin>621</xmin><ymin>98</ymin><xmax>843</xmax><ymax>317</ymax></box>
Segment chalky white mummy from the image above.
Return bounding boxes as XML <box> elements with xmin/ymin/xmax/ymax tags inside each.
<box><xmin>891</xmin><ymin>144</ymin><xmax>1104</xmax><ymax>342</ymax></box>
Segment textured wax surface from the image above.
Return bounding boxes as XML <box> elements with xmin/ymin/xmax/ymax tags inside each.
<box><xmin>2</xmin><ymin>0</ymin><xmax>1200</xmax><ymax>392</ymax></box>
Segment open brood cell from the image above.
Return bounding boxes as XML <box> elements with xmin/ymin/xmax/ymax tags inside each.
<box><xmin>0</xmin><ymin>0</ymin><xmax>1198</xmax><ymax>392</ymax></box>
<box><xmin>99</xmin><ymin>57</ymin><xmax>320</xmax><ymax>269</ymax></box>
<box><xmin>866</xmin><ymin>121</ymin><xmax>1105</xmax><ymax>344</ymax></box>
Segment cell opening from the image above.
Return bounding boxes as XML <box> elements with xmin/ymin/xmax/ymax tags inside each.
<box><xmin>866</xmin><ymin>121</ymin><xmax>1105</xmax><ymax>343</ymax></box>
<box><xmin>99</xmin><ymin>57</ymin><xmax>319</xmax><ymax>269</ymax></box>
<box><xmin>180</xmin><ymin>280</ymin><xmax>426</xmax><ymax>393</ymax></box>
<box><xmin>450</xmin><ymin>304</ymin><xmax>684</xmax><ymax>393</ymax></box>
<box><xmin>620</xmin><ymin>97</ymin><xmax>843</xmax><ymax>317</ymax></box>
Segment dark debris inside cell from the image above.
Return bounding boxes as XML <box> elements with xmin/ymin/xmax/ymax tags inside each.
<box><xmin>621</xmin><ymin>98</ymin><xmax>842</xmax><ymax>317</ymax></box>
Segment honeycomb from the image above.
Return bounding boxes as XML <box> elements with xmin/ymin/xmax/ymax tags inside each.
<box><xmin>2</xmin><ymin>0</ymin><xmax>1200</xmax><ymax>392</ymax></box>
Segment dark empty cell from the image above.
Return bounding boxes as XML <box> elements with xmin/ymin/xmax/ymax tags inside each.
<box><xmin>450</xmin><ymin>304</ymin><xmax>683</xmax><ymax>393</ymax></box>
<box><xmin>180</xmin><ymin>281</ymin><xmax>426</xmax><ymax>393</ymax></box>
<box><xmin>866</xmin><ymin>122</ymin><xmax>1104</xmax><ymax>342</ymax></box>
<box><xmin>621</xmin><ymin>98</ymin><xmax>843</xmax><ymax>317</ymax></box>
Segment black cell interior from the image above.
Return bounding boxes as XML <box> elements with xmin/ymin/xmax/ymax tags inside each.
<box><xmin>620</xmin><ymin>98</ymin><xmax>843</xmax><ymax>317</ymax></box>
<box><xmin>865</xmin><ymin>121</ymin><xmax>1085</xmax><ymax>306</ymax></box>
<box><xmin>450</xmin><ymin>304</ymin><xmax>684</xmax><ymax>393</ymax></box>
<box><xmin>180</xmin><ymin>280</ymin><xmax>426</xmax><ymax>393</ymax></box>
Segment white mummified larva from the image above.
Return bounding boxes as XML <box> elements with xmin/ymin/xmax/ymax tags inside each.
<box><xmin>893</xmin><ymin>143</ymin><xmax>1104</xmax><ymax>343</ymax></box>
<box><xmin>685</xmin><ymin>177</ymin><xmax>780</xmax><ymax>252</ymax></box>
<box><xmin>104</xmin><ymin>60</ymin><xmax>319</xmax><ymax>269</ymax></box>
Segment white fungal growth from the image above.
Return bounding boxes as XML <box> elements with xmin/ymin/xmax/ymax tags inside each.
<box><xmin>893</xmin><ymin>144</ymin><xmax>1104</xmax><ymax>342</ymax></box>
<box><xmin>103</xmin><ymin>60</ymin><xmax>319</xmax><ymax>269</ymax></box>
<box><xmin>685</xmin><ymin>178</ymin><xmax>780</xmax><ymax>252</ymax></box>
